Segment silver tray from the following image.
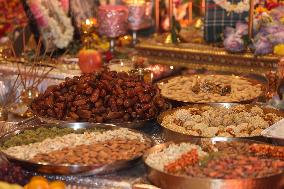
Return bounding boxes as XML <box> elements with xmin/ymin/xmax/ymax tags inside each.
<box><xmin>30</xmin><ymin>102</ymin><xmax>172</xmax><ymax>129</ymax></box>
<box><xmin>261</xmin><ymin>118</ymin><xmax>284</xmax><ymax>146</ymax></box>
<box><xmin>157</xmin><ymin>73</ymin><xmax>268</xmax><ymax>105</ymax></box>
<box><xmin>0</xmin><ymin>122</ymin><xmax>153</xmax><ymax>175</ymax></box>
<box><xmin>157</xmin><ymin>103</ymin><xmax>284</xmax><ymax>142</ymax></box>
<box><xmin>32</xmin><ymin>114</ymin><xmax>154</xmax><ymax>129</ymax></box>
<box><xmin>143</xmin><ymin>138</ymin><xmax>284</xmax><ymax>189</ymax></box>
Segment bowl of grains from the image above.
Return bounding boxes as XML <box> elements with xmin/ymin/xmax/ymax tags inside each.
<box><xmin>0</xmin><ymin>122</ymin><xmax>153</xmax><ymax>175</ymax></box>
<box><xmin>158</xmin><ymin>74</ymin><xmax>267</xmax><ymax>104</ymax></box>
<box><xmin>144</xmin><ymin>138</ymin><xmax>284</xmax><ymax>189</ymax></box>
<box><xmin>158</xmin><ymin>103</ymin><xmax>284</xmax><ymax>141</ymax></box>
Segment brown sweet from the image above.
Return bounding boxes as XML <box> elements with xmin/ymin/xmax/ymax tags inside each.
<box><xmin>31</xmin><ymin>70</ymin><xmax>167</xmax><ymax>122</ymax></box>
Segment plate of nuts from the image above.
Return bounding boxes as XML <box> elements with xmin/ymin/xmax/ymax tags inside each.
<box><xmin>144</xmin><ymin>138</ymin><xmax>284</xmax><ymax>189</ymax></box>
<box><xmin>158</xmin><ymin>74</ymin><xmax>267</xmax><ymax>104</ymax></box>
<box><xmin>0</xmin><ymin>122</ymin><xmax>153</xmax><ymax>175</ymax></box>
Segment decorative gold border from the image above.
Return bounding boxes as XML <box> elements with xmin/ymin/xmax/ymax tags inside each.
<box><xmin>136</xmin><ymin>40</ymin><xmax>281</xmax><ymax>74</ymax></box>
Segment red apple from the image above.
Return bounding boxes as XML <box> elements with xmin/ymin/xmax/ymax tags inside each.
<box><xmin>78</xmin><ymin>49</ymin><xmax>102</xmax><ymax>73</ymax></box>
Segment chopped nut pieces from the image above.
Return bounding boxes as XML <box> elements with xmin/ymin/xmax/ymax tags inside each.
<box><xmin>249</xmin><ymin>144</ymin><xmax>284</xmax><ymax>160</ymax></box>
<box><xmin>184</xmin><ymin>154</ymin><xmax>284</xmax><ymax>179</ymax></box>
<box><xmin>164</xmin><ymin>149</ymin><xmax>199</xmax><ymax>174</ymax></box>
<box><xmin>145</xmin><ymin>142</ymin><xmax>284</xmax><ymax>179</ymax></box>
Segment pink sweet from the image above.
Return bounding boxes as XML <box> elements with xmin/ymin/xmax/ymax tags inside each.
<box><xmin>60</xmin><ymin>0</ymin><xmax>69</xmax><ymax>13</ymax></box>
<box><xmin>98</xmin><ymin>5</ymin><xmax>129</xmax><ymax>38</ymax></box>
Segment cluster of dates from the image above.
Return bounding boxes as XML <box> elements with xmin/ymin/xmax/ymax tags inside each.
<box><xmin>31</xmin><ymin>70</ymin><xmax>167</xmax><ymax>122</ymax></box>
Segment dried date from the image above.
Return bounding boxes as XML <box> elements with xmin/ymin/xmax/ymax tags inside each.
<box><xmin>31</xmin><ymin>70</ymin><xmax>167</xmax><ymax>123</ymax></box>
<box><xmin>77</xmin><ymin>110</ymin><xmax>92</xmax><ymax>119</ymax></box>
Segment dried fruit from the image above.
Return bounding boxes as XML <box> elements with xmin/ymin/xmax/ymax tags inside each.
<box><xmin>31</xmin><ymin>70</ymin><xmax>167</xmax><ymax>122</ymax></box>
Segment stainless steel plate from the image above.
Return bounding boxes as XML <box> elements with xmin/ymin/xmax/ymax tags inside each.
<box><xmin>157</xmin><ymin>103</ymin><xmax>284</xmax><ymax>142</ymax></box>
<box><xmin>143</xmin><ymin>138</ymin><xmax>284</xmax><ymax>189</ymax></box>
<box><xmin>0</xmin><ymin>122</ymin><xmax>153</xmax><ymax>175</ymax></box>
<box><xmin>157</xmin><ymin>73</ymin><xmax>268</xmax><ymax>105</ymax></box>
<box><xmin>30</xmin><ymin>102</ymin><xmax>172</xmax><ymax>129</ymax></box>
<box><xmin>32</xmin><ymin>114</ymin><xmax>154</xmax><ymax>129</ymax></box>
<box><xmin>262</xmin><ymin>118</ymin><xmax>284</xmax><ymax>146</ymax></box>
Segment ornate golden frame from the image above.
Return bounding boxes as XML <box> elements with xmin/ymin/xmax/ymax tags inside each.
<box><xmin>136</xmin><ymin>40</ymin><xmax>281</xmax><ymax>75</ymax></box>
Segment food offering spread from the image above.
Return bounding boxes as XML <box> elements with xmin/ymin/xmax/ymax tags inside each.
<box><xmin>0</xmin><ymin>124</ymin><xmax>153</xmax><ymax>175</ymax></box>
<box><xmin>2</xmin><ymin>0</ymin><xmax>284</xmax><ymax>187</ymax></box>
<box><xmin>31</xmin><ymin>70</ymin><xmax>167</xmax><ymax>123</ymax></box>
<box><xmin>159</xmin><ymin>104</ymin><xmax>283</xmax><ymax>138</ymax></box>
<box><xmin>144</xmin><ymin>140</ymin><xmax>284</xmax><ymax>189</ymax></box>
<box><xmin>159</xmin><ymin>75</ymin><xmax>264</xmax><ymax>103</ymax></box>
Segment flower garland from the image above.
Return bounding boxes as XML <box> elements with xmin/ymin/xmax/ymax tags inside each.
<box><xmin>213</xmin><ymin>0</ymin><xmax>250</xmax><ymax>14</ymax></box>
<box><xmin>60</xmin><ymin>0</ymin><xmax>69</xmax><ymax>13</ymax></box>
<box><xmin>28</xmin><ymin>0</ymin><xmax>74</xmax><ymax>49</ymax></box>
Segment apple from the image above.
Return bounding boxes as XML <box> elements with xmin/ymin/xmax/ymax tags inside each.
<box><xmin>78</xmin><ymin>49</ymin><xmax>102</xmax><ymax>73</ymax></box>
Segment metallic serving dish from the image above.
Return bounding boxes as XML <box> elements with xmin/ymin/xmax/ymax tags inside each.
<box><xmin>0</xmin><ymin>122</ymin><xmax>153</xmax><ymax>175</ymax></box>
<box><xmin>30</xmin><ymin>102</ymin><xmax>171</xmax><ymax>129</ymax></box>
<box><xmin>262</xmin><ymin>118</ymin><xmax>284</xmax><ymax>146</ymax></box>
<box><xmin>157</xmin><ymin>73</ymin><xmax>268</xmax><ymax>106</ymax></box>
<box><xmin>143</xmin><ymin>138</ymin><xmax>284</xmax><ymax>189</ymax></box>
<box><xmin>157</xmin><ymin>103</ymin><xmax>284</xmax><ymax>142</ymax></box>
<box><xmin>31</xmin><ymin>113</ymin><xmax>155</xmax><ymax>129</ymax></box>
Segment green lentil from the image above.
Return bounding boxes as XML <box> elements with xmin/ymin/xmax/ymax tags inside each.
<box><xmin>1</xmin><ymin>127</ymin><xmax>104</xmax><ymax>149</ymax></box>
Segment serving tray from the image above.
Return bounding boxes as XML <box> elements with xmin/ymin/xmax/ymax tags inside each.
<box><xmin>143</xmin><ymin>138</ymin><xmax>284</xmax><ymax>189</ymax></box>
<box><xmin>157</xmin><ymin>73</ymin><xmax>268</xmax><ymax>105</ymax></box>
<box><xmin>0</xmin><ymin>122</ymin><xmax>153</xmax><ymax>175</ymax></box>
<box><xmin>157</xmin><ymin>103</ymin><xmax>284</xmax><ymax>142</ymax></box>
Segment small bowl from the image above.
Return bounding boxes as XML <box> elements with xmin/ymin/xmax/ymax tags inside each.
<box><xmin>107</xmin><ymin>59</ymin><xmax>134</xmax><ymax>73</ymax></box>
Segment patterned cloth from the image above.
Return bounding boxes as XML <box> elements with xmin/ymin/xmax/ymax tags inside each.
<box><xmin>204</xmin><ymin>0</ymin><xmax>248</xmax><ymax>42</ymax></box>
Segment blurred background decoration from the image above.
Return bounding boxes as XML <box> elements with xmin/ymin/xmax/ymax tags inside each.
<box><xmin>0</xmin><ymin>0</ymin><xmax>27</xmax><ymax>44</ymax></box>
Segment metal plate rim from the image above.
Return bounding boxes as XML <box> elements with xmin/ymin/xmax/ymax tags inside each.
<box><xmin>157</xmin><ymin>103</ymin><xmax>284</xmax><ymax>140</ymax></box>
<box><xmin>157</xmin><ymin>73</ymin><xmax>268</xmax><ymax>104</ymax></box>
<box><xmin>143</xmin><ymin>138</ymin><xmax>284</xmax><ymax>187</ymax></box>
<box><xmin>0</xmin><ymin>122</ymin><xmax>154</xmax><ymax>175</ymax></box>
